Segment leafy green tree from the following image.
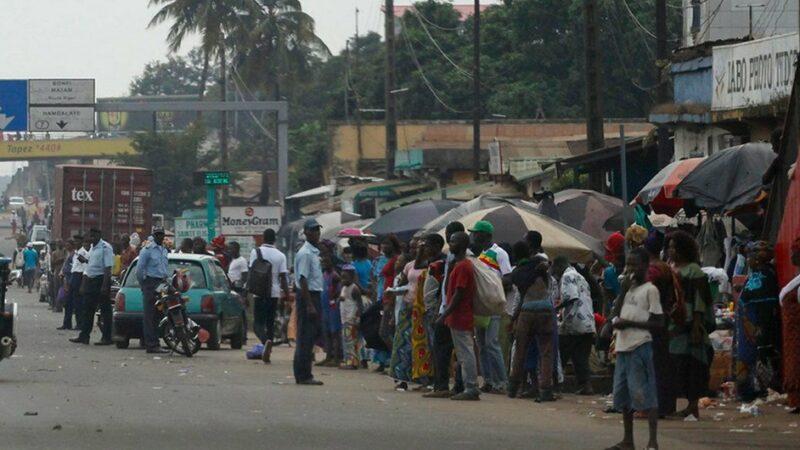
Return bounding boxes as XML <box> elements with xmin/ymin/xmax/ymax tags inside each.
<box><xmin>129</xmin><ymin>49</ymin><xmax>209</xmax><ymax>96</ymax></box>
<box><xmin>289</xmin><ymin>121</ymin><xmax>330</xmax><ymax>192</ymax></box>
<box><xmin>116</xmin><ymin>126</ymin><xmax>213</xmax><ymax>217</ymax></box>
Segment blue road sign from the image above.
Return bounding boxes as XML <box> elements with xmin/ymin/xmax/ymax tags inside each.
<box><xmin>0</xmin><ymin>80</ymin><xmax>28</xmax><ymax>132</ymax></box>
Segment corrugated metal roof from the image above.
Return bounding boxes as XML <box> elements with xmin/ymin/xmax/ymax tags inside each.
<box><xmin>671</xmin><ymin>57</ymin><xmax>712</xmax><ymax>74</ymax></box>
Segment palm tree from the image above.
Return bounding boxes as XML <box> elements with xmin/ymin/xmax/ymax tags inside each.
<box><xmin>237</xmin><ymin>0</ymin><xmax>330</xmax><ymax>96</ymax></box>
<box><xmin>149</xmin><ymin>0</ymin><xmax>256</xmax><ymax>177</ymax></box>
<box><xmin>233</xmin><ymin>0</ymin><xmax>329</xmax><ymax>202</ymax></box>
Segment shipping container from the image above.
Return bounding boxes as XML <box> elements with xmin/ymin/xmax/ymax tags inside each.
<box><xmin>52</xmin><ymin>165</ymin><xmax>153</xmax><ymax>242</ymax></box>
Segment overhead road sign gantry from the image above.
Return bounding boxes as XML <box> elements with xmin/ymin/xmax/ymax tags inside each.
<box><xmin>29</xmin><ymin>79</ymin><xmax>95</xmax><ymax>105</ymax></box>
<box><xmin>0</xmin><ymin>80</ymin><xmax>29</xmax><ymax>132</ymax></box>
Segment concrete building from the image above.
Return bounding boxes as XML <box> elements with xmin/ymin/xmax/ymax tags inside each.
<box><xmin>653</xmin><ymin>4</ymin><xmax>798</xmax><ymax>160</ymax></box>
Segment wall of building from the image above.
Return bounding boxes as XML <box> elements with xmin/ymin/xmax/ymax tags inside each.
<box><xmin>674</xmin><ymin>126</ymin><xmax>741</xmax><ymax>159</ymax></box>
<box><xmin>331</xmin><ymin>121</ymin><xmax>654</xmax><ymax>177</ymax></box>
<box><xmin>673</xmin><ymin>57</ymin><xmax>713</xmax><ymax>105</ymax></box>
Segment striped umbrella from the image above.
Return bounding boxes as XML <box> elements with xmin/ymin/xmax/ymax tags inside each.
<box><xmin>439</xmin><ymin>205</ymin><xmax>602</xmax><ymax>263</ymax></box>
<box><xmin>634</xmin><ymin>158</ymin><xmax>704</xmax><ymax>215</ymax></box>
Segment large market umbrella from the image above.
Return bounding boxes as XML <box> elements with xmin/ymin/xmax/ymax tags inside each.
<box><xmin>438</xmin><ymin>205</ymin><xmax>602</xmax><ymax>263</ymax></box>
<box><xmin>634</xmin><ymin>158</ymin><xmax>704</xmax><ymax>215</ymax></box>
<box><xmin>416</xmin><ymin>195</ymin><xmax>537</xmax><ymax>237</ymax></box>
<box><xmin>366</xmin><ymin>199</ymin><xmax>461</xmax><ymax>242</ymax></box>
<box><xmin>675</xmin><ymin>143</ymin><xmax>777</xmax><ymax>213</ymax></box>
<box><xmin>551</xmin><ymin>189</ymin><xmax>624</xmax><ymax>239</ymax></box>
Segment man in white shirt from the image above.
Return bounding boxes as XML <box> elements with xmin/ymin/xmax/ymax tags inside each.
<box><xmin>249</xmin><ymin>228</ymin><xmax>289</xmax><ymax>363</ymax></box>
<box><xmin>227</xmin><ymin>241</ymin><xmax>249</xmax><ymax>289</ymax></box>
<box><xmin>64</xmin><ymin>235</ymin><xmax>90</xmax><ymax>331</ymax></box>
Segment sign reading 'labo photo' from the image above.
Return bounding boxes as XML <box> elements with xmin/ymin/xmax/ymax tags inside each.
<box><xmin>220</xmin><ymin>206</ymin><xmax>282</xmax><ymax>236</ymax></box>
<box><xmin>712</xmin><ymin>33</ymin><xmax>799</xmax><ymax>111</ymax></box>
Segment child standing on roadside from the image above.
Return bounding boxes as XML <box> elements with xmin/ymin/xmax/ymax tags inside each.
<box><xmin>339</xmin><ymin>265</ymin><xmax>364</xmax><ymax>370</ymax></box>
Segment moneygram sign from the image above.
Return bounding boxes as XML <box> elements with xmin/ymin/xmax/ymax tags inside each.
<box><xmin>220</xmin><ymin>206</ymin><xmax>282</xmax><ymax>236</ymax></box>
<box><xmin>712</xmin><ymin>33</ymin><xmax>799</xmax><ymax>111</ymax></box>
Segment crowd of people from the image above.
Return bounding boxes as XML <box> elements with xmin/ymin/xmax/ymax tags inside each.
<box><xmin>16</xmin><ymin>211</ymin><xmax>800</xmax><ymax>450</ymax></box>
<box><xmin>284</xmin><ymin>216</ymin><xmax>800</xmax><ymax>450</ymax></box>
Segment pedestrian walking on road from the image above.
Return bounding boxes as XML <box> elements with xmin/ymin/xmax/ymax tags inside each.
<box><xmin>22</xmin><ymin>242</ymin><xmax>38</xmax><ymax>293</ymax></box>
<box><xmin>70</xmin><ymin>228</ymin><xmax>114</xmax><ymax>346</ymax></box>
<box><xmin>10</xmin><ymin>211</ymin><xmax>17</xmax><ymax>236</ymax></box>
<box><xmin>57</xmin><ymin>240</ymin><xmax>77</xmax><ymax>330</ymax></box>
<box><xmin>438</xmin><ymin>231</ymin><xmax>480</xmax><ymax>401</ymax></box>
<box><xmin>249</xmin><ymin>228</ymin><xmax>289</xmax><ymax>364</ymax></box>
<box><xmin>293</xmin><ymin>219</ymin><xmax>324</xmax><ymax>385</ymax></box>
<box><xmin>606</xmin><ymin>248</ymin><xmax>663</xmax><ymax>450</ymax></box>
<box><xmin>136</xmin><ymin>228</ymin><xmax>170</xmax><ymax>354</ymax></box>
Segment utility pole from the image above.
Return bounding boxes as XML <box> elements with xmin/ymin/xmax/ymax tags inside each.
<box><xmin>472</xmin><ymin>0</ymin><xmax>482</xmax><ymax>180</ymax></box>
<box><xmin>355</xmin><ymin>7</ymin><xmax>364</xmax><ymax>168</ymax></box>
<box><xmin>656</xmin><ymin>0</ymin><xmax>672</xmax><ymax>168</ymax></box>
<box><xmin>384</xmin><ymin>0</ymin><xmax>398</xmax><ymax>179</ymax></box>
<box><xmin>344</xmin><ymin>41</ymin><xmax>350</xmax><ymax>124</ymax></box>
<box><xmin>583</xmin><ymin>0</ymin><xmax>605</xmax><ymax>154</ymax></box>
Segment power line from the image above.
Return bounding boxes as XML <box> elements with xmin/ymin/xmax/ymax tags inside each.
<box><xmin>410</xmin><ymin>4</ymin><xmax>461</xmax><ymax>31</ymax></box>
<box><xmin>620</xmin><ymin>0</ymin><xmax>658</xmax><ymax>39</ymax></box>
<box><xmin>409</xmin><ymin>6</ymin><xmax>473</xmax><ymax>78</ymax></box>
<box><xmin>753</xmin><ymin>1</ymin><xmax>780</xmax><ymax>36</ymax></box>
<box><xmin>602</xmin><ymin>2</ymin><xmax>657</xmax><ymax>97</ymax></box>
<box><xmin>609</xmin><ymin>0</ymin><xmax>654</xmax><ymax>60</ymax></box>
<box><xmin>766</xmin><ymin>0</ymin><xmax>791</xmax><ymax>36</ymax></box>
<box><xmin>399</xmin><ymin>18</ymin><xmax>466</xmax><ymax>114</ymax></box>
<box><xmin>230</xmin><ymin>65</ymin><xmax>277</xmax><ymax>142</ymax></box>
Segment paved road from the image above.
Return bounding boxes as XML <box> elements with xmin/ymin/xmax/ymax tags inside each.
<box><xmin>0</xmin><ymin>227</ymin><xmax>793</xmax><ymax>449</ymax></box>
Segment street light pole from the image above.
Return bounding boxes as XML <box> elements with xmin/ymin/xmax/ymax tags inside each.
<box><xmin>385</xmin><ymin>0</ymin><xmax>398</xmax><ymax>179</ymax></box>
<box><xmin>472</xmin><ymin>0</ymin><xmax>482</xmax><ymax>180</ymax></box>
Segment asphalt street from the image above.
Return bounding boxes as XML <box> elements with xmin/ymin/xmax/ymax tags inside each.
<box><xmin>0</xmin><ymin>228</ymin><xmax>794</xmax><ymax>449</ymax></box>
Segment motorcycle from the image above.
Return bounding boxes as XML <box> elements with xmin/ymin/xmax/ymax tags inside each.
<box><xmin>156</xmin><ymin>270</ymin><xmax>200</xmax><ymax>357</ymax></box>
<box><xmin>0</xmin><ymin>258</ymin><xmax>18</xmax><ymax>362</ymax></box>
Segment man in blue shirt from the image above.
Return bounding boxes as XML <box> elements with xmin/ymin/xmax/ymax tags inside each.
<box><xmin>70</xmin><ymin>228</ymin><xmax>114</xmax><ymax>345</ymax></box>
<box><xmin>22</xmin><ymin>242</ymin><xmax>38</xmax><ymax>293</ymax></box>
<box><xmin>293</xmin><ymin>219</ymin><xmax>324</xmax><ymax>385</ymax></box>
<box><xmin>136</xmin><ymin>228</ymin><xmax>170</xmax><ymax>354</ymax></box>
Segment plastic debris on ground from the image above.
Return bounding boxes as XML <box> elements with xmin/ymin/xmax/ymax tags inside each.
<box><xmin>765</xmin><ymin>389</ymin><xmax>788</xmax><ymax>405</ymax></box>
<box><xmin>739</xmin><ymin>403</ymin><xmax>761</xmax><ymax>416</ymax></box>
<box><xmin>698</xmin><ymin>397</ymin><xmax>717</xmax><ymax>409</ymax></box>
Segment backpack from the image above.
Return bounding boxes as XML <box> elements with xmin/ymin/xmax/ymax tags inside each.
<box><xmin>248</xmin><ymin>248</ymin><xmax>273</xmax><ymax>298</ymax></box>
<box><xmin>14</xmin><ymin>250</ymin><xmax>25</xmax><ymax>269</ymax></box>
<box><xmin>468</xmin><ymin>256</ymin><xmax>506</xmax><ymax>316</ymax></box>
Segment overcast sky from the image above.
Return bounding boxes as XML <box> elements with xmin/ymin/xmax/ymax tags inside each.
<box><xmin>0</xmin><ymin>1</ymin><xmax>492</xmax><ymax>175</ymax></box>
